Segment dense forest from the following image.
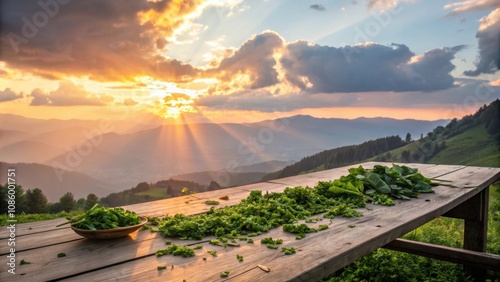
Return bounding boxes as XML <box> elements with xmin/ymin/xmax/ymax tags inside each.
<box><xmin>263</xmin><ymin>135</ymin><xmax>407</xmax><ymax>180</ymax></box>
<box><xmin>0</xmin><ymin>184</ymin><xmax>98</xmax><ymax>214</ymax></box>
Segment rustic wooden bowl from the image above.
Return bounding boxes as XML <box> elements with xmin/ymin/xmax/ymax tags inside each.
<box><xmin>71</xmin><ymin>217</ymin><xmax>148</xmax><ymax>239</ymax></box>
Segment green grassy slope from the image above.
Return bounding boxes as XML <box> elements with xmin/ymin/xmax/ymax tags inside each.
<box><xmin>428</xmin><ymin>124</ymin><xmax>500</xmax><ymax>167</ymax></box>
<box><xmin>368</xmin><ymin>122</ymin><xmax>500</xmax><ymax>167</ymax></box>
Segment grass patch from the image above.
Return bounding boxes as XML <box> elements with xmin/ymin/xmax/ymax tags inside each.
<box><xmin>429</xmin><ymin>125</ymin><xmax>500</xmax><ymax>167</ymax></box>
<box><xmin>134</xmin><ymin>186</ymin><xmax>170</xmax><ymax>198</ymax></box>
<box><xmin>0</xmin><ymin>211</ymin><xmax>82</xmax><ymax>226</ymax></box>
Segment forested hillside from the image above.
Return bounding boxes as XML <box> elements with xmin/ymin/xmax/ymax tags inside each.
<box><xmin>267</xmin><ymin>99</ymin><xmax>500</xmax><ymax>180</ymax></box>
<box><xmin>100</xmin><ymin>178</ymin><xmax>220</xmax><ymax>207</ymax></box>
<box><xmin>373</xmin><ymin>99</ymin><xmax>500</xmax><ymax>166</ymax></box>
<box><xmin>264</xmin><ymin>135</ymin><xmax>406</xmax><ymax>180</ymax></box>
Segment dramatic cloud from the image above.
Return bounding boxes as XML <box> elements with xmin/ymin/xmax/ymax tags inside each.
<box><xmin>464</xmin><ymin>8</ymin><xmax>500</xmax><ymax>76</ymax></box>
<box><xmin>445</xmin><ymin>1</ymin><xmax>500</xmax><ymax>76</ymax></box>
<box><xmin>29</xmin><ymin>81</ymin><xmax>114</xmax><ymax>106</ymax></box>
<box><xmin>196</xmin><ymin>89</ymin><xmax>357</xmax><ymax>112</ymax></box>
<box><xmin>365</xmin><ymin>0</ymin><xmax>413</xmax><ymax>9</ymax></box>
<box><xmin>0</xmin><ymin>88</ymin><xmax>23</xmax><ymax>103</ymax></box>
<box><xmin>280</xmin><ymin>42</ymin><xmax>463</xmax><ymax>93</ymax></box>
<box><xmin>211</xmin><ymin>31</ymin><xmax>284</xmax><ymax>90</ymax></box>
<box><xmin>195</xmin><ymin>78</ymin><xmax>500</xmax><ymax>112</ymax></box>
<box><xmin>444</xmin><ymin>0</ymin><xmax>500</xmax><ymax>15</ymax></box>
<box><xmin>30</xmin><ymin>88</ymin><xmax>50</xmax><ymax>106</ymax></box>
<box><xmin>310</xmin><ymin>4</ymin><xmax>326</xmax><ymax>11</ymax></box>
<box><xmin>153</xmin><ymin>57</ymin><xmax>199</xmax><ymax>82</ymax></box>
<box><xmin>0</xmin><ymin>0</ymin><xmax>203</xmax><ymax>82</ymax></box>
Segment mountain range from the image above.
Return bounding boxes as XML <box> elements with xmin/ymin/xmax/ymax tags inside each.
<box><xmin>0</xmin><ymin>113</ymin><xmax>447</xmax><ymax>200</ymax></box>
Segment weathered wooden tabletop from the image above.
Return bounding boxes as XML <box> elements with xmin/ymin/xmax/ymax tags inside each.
<box><xmin>1</xmin><ymin>162</ymin><xmax>499</xmax><ymax>282</ymax></box>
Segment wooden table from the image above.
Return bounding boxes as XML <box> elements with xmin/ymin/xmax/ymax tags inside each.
<box><xmin>1</xmin><ymin>162</ymin><xmax>499</xmax><ymax>282</ymax></box>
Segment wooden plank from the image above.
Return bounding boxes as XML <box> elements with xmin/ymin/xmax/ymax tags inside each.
<box><xmin>0</xmin><ymin>229</ymin><xmax>190</xmax><ymax>281</ymax></box>
<box><xmin>0</xmin><ymin>218</ymin><xmax>68</xmax><ymax>239</ymax></box>
<box><xmin>121</xmin><ymin>182</ymin><xmax>283</xmax><ymax>217</ymax></box>
<box><xmin>384</xmin><ymin>238</ymin><xmax>500</xmax><ymax>271</ymax></box>
<box><xmin>62</xmin><ymin>225</ymin><xmax>301</xmax><ymax>282</ymax></box>
<box><xmin>0</xmin><ymin>227</ymin><xmax>82</xmax><ymax>254</ymax></box>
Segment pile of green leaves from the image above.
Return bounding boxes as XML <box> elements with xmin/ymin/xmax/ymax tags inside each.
<box><xmin>57</xmin><ymin>204</ymin><xmax>141</xmax><ymax>230</ymax></box>
<box><xmin>321</xmin><ymin>164</ymin><xmax>436</xmax><ymax>205</ymax></box>
<box><xmin>156</xmin><ymin>164</ymin><xmax>436</xmax><ymax>240</ymax></box>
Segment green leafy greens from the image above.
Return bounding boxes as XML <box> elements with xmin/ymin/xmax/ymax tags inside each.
<box><xmin>154</xmin><ymin>164</ymin><xmax>436</xmax><ymax>241</ymax></box>
<box><xmin>57</xmin><ymin>204</ymin><xmax>141</xmax><ymax>230</ymax></box>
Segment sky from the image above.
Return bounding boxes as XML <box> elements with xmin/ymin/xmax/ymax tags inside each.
<box><xmin>0</xmin><ymin>0</ymin><xmax>499</xmax><ymax>123</ymax></box>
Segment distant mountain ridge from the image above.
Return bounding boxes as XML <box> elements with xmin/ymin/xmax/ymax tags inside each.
<box><xmin>0</xmin><ymin>162</ymin><xmax>118</xmax><ymax>202</ymax></box>
<box><xmin>0</xmin><ymin>113</ymin><xmax>447</xmax><ymax>189</ymax></box>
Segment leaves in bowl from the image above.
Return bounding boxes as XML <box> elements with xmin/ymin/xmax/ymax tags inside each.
<box><xmin>57</xmin><ymin>204</ymin><xmax>141</xmax><ymax>230</ymax></box>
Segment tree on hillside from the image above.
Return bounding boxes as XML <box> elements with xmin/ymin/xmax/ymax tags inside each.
<box><xmin>208</xmin><ymin>181</ymin><xmax>221</xmax><ymax>191</ymax></box>
<box><xmin>405</xmin><ymin>133</ymin><xmax>412</xmax><ymax>143</ymax></box>
<box><xmin>132</xmin><ymin>182</ymin><xmax>149</xmax><ymax>193</ymax></box>
<box><xmin>0</xmin><ymin>184</ymin><xmax>27</xmax><ymax>214</ymax></box>
<box><xmin>484</xmin><ymin>100</ymin><xmax>500</xmax><ymax>135</ymax></box>
<box><xmin>0</xmin><ymin>185</ymin><xmax>7</xmax><ymax>214</ymax></box>
<box><xmin>25</xmin><ymin>188</ymin><xmax>48</xmax><ymax>213</ymax></box>
<box><xmin>85</xmin><ymin>193</ymin><xmax>100</xmax><ymax>210</ymax></box>
<box><xmin>59</xmin><ymin>192</ymin><xmax>76</xmax><ymax>212</ymax></box>
<box><xmin>76</xmin><ymin>198</ymin><xmax>86</xmax><ymax>209</ymax></box>
<box><xmin>401</xmin><ymin>150</ymin><xmax>410</xmax><ymax>163</ymax></box>
<box><xmin>166</xmin><ymin>184</ymin><xmax>173</xmax><ymax>196</ymax></box>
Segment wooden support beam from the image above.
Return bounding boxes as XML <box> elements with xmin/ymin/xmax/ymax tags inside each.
<box><xmin>463</xmin><ymin>187</ymin><xmax>489</xmax><ymax>281</ymax></box>
<box><xmin>384</xmin><ymin>238</ymin><xmax>500</xmax><ymax>272</ymax></box>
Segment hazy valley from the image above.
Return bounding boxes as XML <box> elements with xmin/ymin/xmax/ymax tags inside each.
<box><xmin>0</xmin><ymin>113</ymin><xmax>447</xmax><ymax>201</ymax></box>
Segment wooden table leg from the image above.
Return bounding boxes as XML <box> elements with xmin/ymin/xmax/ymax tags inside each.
<box><xmin>463</xmin><ymin>187</ymin><xmax>489</xmax><ymax>281</ymax></box>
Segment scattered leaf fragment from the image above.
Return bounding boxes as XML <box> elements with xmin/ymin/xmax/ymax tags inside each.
<box><xmin>318</xmin><ymin>224</ymin><xmax>328</xmax><ymax>231</ymax></box>
<box><xmin>237</xmin><ymin>254</ymin><xmax>244</xmax><ymax>262</ymax></box>
<box><xmin>156</xmin><ymin>244</ymin><xmax>195</xmax><ymax>257</ymax></box>
<box><xmin>220</xmin><ymin>271</ymin><xmax>230</xmax><ymax>278</ymax></box>
<box><xmin>205</xmin><ymin>200</ymin><xmax>220</xmax><ymax>205</ymax></box>
<box><xmin>20</xmin><ymin>259</ymin><xmax>31</xmax><ymax>265</ymax></box>
<box><xmin>57</xmin><ymin>253</ymin><xmax>66</xmax><ymax>258</ymax></box>
<box><xmin>157</xmin><ymin>266</ymin><xmax>167</xmax><ymax>270</ymax></box>
<box><xmin>281</xmin><ymin>247</ymin><xmax>296</xmax><ymax>255</ymax></box>
<box><xmin>219</xmin><ymin>195</ymin><xmax>229</xmax><ymax>200</ymax></box>
<box><xmin>348</xmin><ymin>224</ymin><xmax>356</xmax><ymax>228</ymax></box>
